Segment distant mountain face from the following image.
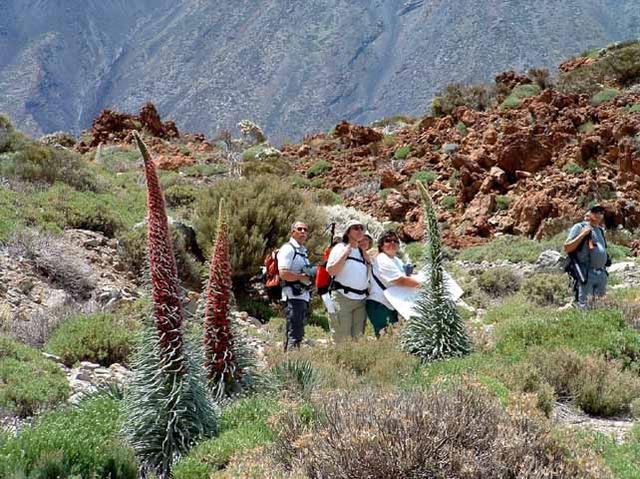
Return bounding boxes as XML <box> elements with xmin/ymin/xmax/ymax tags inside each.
<box><xmin>1</xmin><ymin>0</ymin><xmax>639</xmax><ymax>143</ymax></box>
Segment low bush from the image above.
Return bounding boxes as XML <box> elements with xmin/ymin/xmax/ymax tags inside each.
<box><xmin>431</xmin><ymin>83</ymin><xmax>493</xmax><ymax>116</ymax></box>
<box><xmin>306</xmin><ymin>160</ymin><xmax>332</xmax><ymax>178</ymax></box>
<box><xmin>495</xmin><ymin>195</ymin><xmax>510</xmax><ymax>211</ymax></box>
<box><xmin>0</xmin><ymin>119</ymin><xmax>97</xmax><ymax>191</ymax></box>
<box><xmin>195</xmin><ymin>175</ymin><xmax>326</xmax><ymax>279</ymax></box>
<box><xmin>173</xmin><ymin>395</ymin><xmax>279</xmax><ymax>478</ymax></box>
<box><xmin>314</xmin><ymin>188</ymin><xmax>342</xmax><ymax>205</ymax></box>
<box><xmin>627</xmin><ymin>104</ymin><xmax>640</xmax><ymax>114</ymax></box>
<box><xmin>457</xmin><ymin>234</ymin><xmax>562</xmax><ymax>263</ymax></box>
<box><xmin>521</xmin><ymin>273</ymin><xmax>569</xmax><ymax>306</ymax></box>
<box><xmin>272</xmin><ymin>384</ymin><xmax>605</xmax><ymax>478</ymax></box>
<box><xmin>183</xmin><ymin>163</ymin><xmax>228</xmax><ymax>177</ymax></box>
<box><xmin>592</xmin><ymin>88</ymin><xmax>620</xmax><ymax>105</ymax></box>
<box><xmin>403</xmin><ymin>242</ymin><xmax>426</xmax><ymax>265</ymax></box>
<box><xmin>271</xmin><ymin>358</ymin><xmax>320</xmax><ymax>396</ymax></box>
<box><xmin>564</xmin><ymin>162</ymin><xmax>585</xmax><ymax>174</ymax></box>
<box><xmin>477</xmin><ymin>267</ymin><xmax>521</xmax><ymax>297</ymax></box>
<box><xmin>0</xmin><ymin>396</ymin><xmax>137</xmax><ymax>478</ymax></box>
<box><xmin>7</xmin><ymin>228</ymin><xmax>96</xmax><ymax>300</ymax></box>
<box><xmin>237</xmin><ymin>297</ymin><xmax>275</xmax><ymax>321</ymax></box>
<box><xmin>411</xmin><ymin>169</ymin><xmax>437</xmax><ymax>184</ymax></box>
<box><xmin>394</xmin><ymin>145</ymin><xmax>411</xmax><ymax>159</ymax></box>
<box><xmin>456</xmin><ymin>120</ymin><xmax>467</xmax><ymax>135</ymax></box>
<box><xmin>46</xmin><ymin>312</ymin><xmax>140</xmax><ymax>367</ymax></box>
<box><xmin>441</xmin><ymin>195</ymin><xmax>456</xmax><ymax>209</ymax></box>
<box><xmin>532</xmin><ymin>348</ymin><xmax>640</xmax><ymax>417</ymax></box>
<box><xmin>290</xmin><ymin>174</ymin><xmax>311</xmax><ymax>188</ymax></box>
<box><xmin>242</xmin><ymin>155</ymin><xmax>292</xmax><ymax>177</ymax></box>
<box><xmin>117</xmin><ymin>225</ymin><xmax>204</xmax><ymax>288</ymax></box>
<box><xmin>0</xmin><ymin>336</ymin><xmax>70</xmax><ymax>416</ymax></box>
<box><xmin>495</xmin><ymin>307</ymin><xmax>640</xmax><ymax>367</ymax></box>
<box><xmin>164</xmin><ymin>184</ymin><xmax>200</xmax><ymax>208</ymax></box>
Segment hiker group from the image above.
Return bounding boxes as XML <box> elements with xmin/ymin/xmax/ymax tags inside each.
<box><xmin>268</xmin><ymin>203</ymin><xmax>612</xmax><ymax>350</ymax></box>
<box><xmin>269</xmin><ymin>220</ymin><xmax>421</xmax><ymax>350</ymax></box>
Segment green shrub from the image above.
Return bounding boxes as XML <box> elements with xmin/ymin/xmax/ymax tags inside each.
<box><xmin>0</xmin><ymin>396</ymin><xmax>137</xmax><ymax>478</ymax></box>
<box><xmin>495</xmin><ymin>195</ymin><xmax>510</xmax><ymax>211</ymax></box>
<box><xmin>564</xmin><ymin>162</ymin><xmax>585</xmax><ymax>174</ymax></box>
<box><xmin>173</xmin><ymin>395</ymin><xmax>278</xmax><ymax>478</ymax></box>
<box><xmin>117</xmin><ymin>225</ymin><xmax>205</xmax><ymax>288</ymax></box>
<box><xmin>495</xmin><ymin>307</ymin><xmax>640</xmax><ymax>365</ymax></box>
<box><xmin>46</xmin><ymin>312</ymin><xmax>140</xmax><ymax>367</ymax></box>
<box><xmin>18</xmin><ymin>182</ymin><xmax>146</xmax><ymax>238</ymax></box>
<box><xmin>314</xmin><ymin>189</ymin><xmax>342</xmax><ymax>205</ymax></box>
<box><xmin>164</xmin><ymin>184</ymin><xmax>200</xmax><ymax>208</ymax></box>
<box><xmin>306</xmin><ymin>160</ymin><xmax>332</xmax><ymax>178</ymax></box>
<box><xmin>242</xmin><ymin>156</ymin><xmax>292</xmax><ymax>177</ymax></box>
<box><xmin>511</xmin><ymin>84</ymin><xmax>542</xmax><ymax>98</ymax></box>
<box><xmin>500</xmin><ymin>95</ymin><xmax>522</xmax><ymax>110</ymax></box>
<box><xmin>241</xmin><ymin>144</ymin><xmax>267</xmax><ymax>161</ymax></box>
<box><xmin>411</xmin><ymin>169</ymin><xmax>437</xmax><ymax>184</ymax></box>
<box><xmin>477</xmin><ymin>267</ymin><xmax>521</xmax><ymax>297</ymax></box>
<box><xmin>0</xmin><ymin>122</ymin><xmax>97</xmax><ymax>191</ymax></box>
<box><xmin>532</xmin><ymin>348</ymin><xmax>640</xmax><ymax>416</ymax></box>
<box><xmin>458</xmin><ymin>235</ymin><xmax>561</xmax><ymax>263</ymax></box>
<box><xmin>521</xmin><ymin>273</ymin><xmax>569</xmax><ymax>306</ymax></box>
<box><xmin>379</xmin><ymin>188</ymin><xmax>396</xmax><ymax>201</ymax></box>
<box><xmin>627</xmin><ymin>104</ymin><xmax>640</xmax><ymax>114</ymax></box>
<box><xmin>183</xmin><ymin>163</ymin><xmax>228</xmax><ymax>177</ymax></box>
<box><xmin>0</xmin><ymin>336</ymin><xmax>70</xmax><ymax>416</ymax></box>
<box><xmin>291</xmin><ymin>175</ymin><xmax>311</xmax><ymax>188</ymax></box>
<box><xmin>431</xmin><ymin>84</ymin><xmax>492</xmax><ymax>116</ymax></box>
<box><xmin>578</xmin><ymin>121</ymin><xmax>596</xmax><ymax>134</ymax></box>
<box><xmin>381</xmin><ymin>135</ymin><xmax>397</xmax><ymax>147</ymax></box>
<box><xmin>441</xmin><ymin>195</ymin><xmax>456</xmax><ymax>209</ymax></box>
<box><xmin>592</xmin><ymin>88</ymin><xmax>620</xmax><ymax>106</ymax></box>
<box><xmin>194</xmin><ymin>175</ymin><xmax>326</xmax><ymax>278</ymax></box>
<box><xmin>237</xmin><ymin>298</ymin><xmax>274</xmax><ymax>321</ymax></box>
<box><xmin>456</xmin><ymin>121</ymin><xmax>467</xmax><ymax>135</ymax></box>
<box><xmin>394</xmin><ymin>145</ymin><xmax>411</xmax><ymax>160</ymax></box>
<box><xmin>403</xmin><ymin>242</ymin><xmax>426</xmax><ymax>265</ymax></box>
<box><xmin>271</xmin><ymin>358</ymin><xmax>320</xmax><ymax>396</ymax></box>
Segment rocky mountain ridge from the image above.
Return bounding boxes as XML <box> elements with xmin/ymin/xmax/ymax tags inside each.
<box><xmin>2</xmin><ymin>0</ymin><xmax>640</xmax><ymax>143</ymax></box>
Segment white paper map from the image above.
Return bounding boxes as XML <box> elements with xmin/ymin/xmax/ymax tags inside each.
<box><xmin>384</xmin><ymin>269</ymin><xmax>464</xmax><ymax>320</ymax></box>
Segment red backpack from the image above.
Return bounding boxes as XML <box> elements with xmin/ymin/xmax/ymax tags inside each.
<box><xmin>263</xmin><ymin>249</ymin><xmax>281</xmax><ymax>290</ymax></box>
<box><xmin>315</xmin><ymin>245</ymin><xmax>333</xmax><ymax>295</ymax></box>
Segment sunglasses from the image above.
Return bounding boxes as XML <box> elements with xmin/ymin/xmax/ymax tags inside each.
<box><xmin>296</xmin><ymin>227</ymin><xmax>308</xmax><ymax>232</ymax></box>
<box><xmin>350</xmin><ymin>225</ymin><xmax>364</xmax><ymax>231</ymax></box>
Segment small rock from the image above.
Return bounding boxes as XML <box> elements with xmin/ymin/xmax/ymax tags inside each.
<box><xmin>442</xmin><ymin>143</ymin><xmax>459</xmax><ymax>154</ymax></box>
<box><xmin>42</xmin><ymin>352</ymin><xmax>63</xmax><ymax>363</ymax></box>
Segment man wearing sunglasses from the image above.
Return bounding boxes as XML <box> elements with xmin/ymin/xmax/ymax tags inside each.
<box><xmin>277</xmin><ymin>221</ymin><xmax>312</xmax><ymax>349</ymax></box>
<box><xmin>326</xmin><ymin>220</ymin><xmax>369</xmax><ymax>342</ymax></box>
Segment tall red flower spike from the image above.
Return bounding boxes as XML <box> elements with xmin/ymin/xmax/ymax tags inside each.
<box><xmin>134</xmin><ymin>131</ymin><xmax>184</xmax><ymax>367</ymax></box>
<box><xmin>203</xmin><ymin>199</ymin><xmax>236</xmax><ymax>384</ymax></box>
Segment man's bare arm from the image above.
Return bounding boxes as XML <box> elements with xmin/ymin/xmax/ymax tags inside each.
<box><xmin>564</xmin><ymin>227</ymin><xmax>592</xmax><ymax>253</ymax></box>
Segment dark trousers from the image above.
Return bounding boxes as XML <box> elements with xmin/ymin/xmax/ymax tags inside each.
<box><xmin>284</xmin><ymin>299</ymin><xmax>309</xmax><ymax>350</ymax></box>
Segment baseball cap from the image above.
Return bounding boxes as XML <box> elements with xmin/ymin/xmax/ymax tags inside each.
<box><xmin>588</xmin><ymin>204</ymin><xmax>605</xmax><ymax>214</ymax></box>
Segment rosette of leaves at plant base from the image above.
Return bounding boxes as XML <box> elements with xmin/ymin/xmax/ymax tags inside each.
<box><xmin>401</xmin><ymin>182</ymin><xmax>471</xmax><ymax>362</ymax></box>
<box><xmin>123</xmin><ymin>132</ymin><xmax>217</xmax><ymax>478</ymax></box>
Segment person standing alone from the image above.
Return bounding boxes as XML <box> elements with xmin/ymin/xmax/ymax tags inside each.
<box><xmin>277</xmin><ymin>221</ymin><xmax>312</xmax><ymax>349</ymax></box>
<box><xmin>564</xmin><ymin>205</ymin><xmax>610</xmax><ymax>309</ymax></box>
<box><xmin>327</xmin><ymin>221</ymin><xmax>369</xmax><ymax>342</ymax></box>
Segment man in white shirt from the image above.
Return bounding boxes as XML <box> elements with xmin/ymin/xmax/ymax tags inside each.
<box><xmin>277</xmin><ymin>221</ymin><xmax>312</xmax><ymax>350</ymax></box>
<box><xmin>326</xmin><ymin>221</ymin><xmax>369</xmax><ymax>343</ymax></box>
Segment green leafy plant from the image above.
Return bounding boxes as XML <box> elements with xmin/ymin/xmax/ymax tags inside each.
<box><xmin>314</xmin><ymin>189</ymin><xmax>342</xmax><ymax>205</ymax></box>
<box><xmin>521</xmin><ymin>273</ymin><xmax>569</xmax><ymax>306</ymax></box>
<box><xmin>306</xmin><ymin>160</ymin><xmax>332</xmax><ymax>178</ymax></box>
<box><xmin>0</xmin><ymin>397</ymin><xmax>137</xmax><ymax>478</ymax></box>
<box><xmin>394</xmin><ymin>145</ymin><xmax>411</xmax><ymax>160</ymax></box>
<box><xmin>412</xmin><ymin>170</ymin><xmax>437</xmax><ymax>184</ymax></box>
<box><xmin>46</xmin><ymin>312</ymin><xmax>140</xmax><ymax>367</ymax></box>
<box><xmin>0</xmin><ymin>336</ymin><xmax>70</xmax><ymax>417</ymax></box>
<box><xmin>477</xmin><ymin>267</ymin><xmax>521</xmax><ymax>297</ymax></box>
<box><xmin>563</xmin><ymin>162</ymin><xmax>585</xmax><ymax>174</ymax></box>
<box><xmin>194</xmin><ymin>175</ymin><xmax>326</xmax><ymax>279</ymax></box>
<box><xmin>592</xmin><ymin>88</ymin><xmax>619</xmax><ymax>105</ymax></box>
<box><xmin>456</xmin><ymin>121</ymin><xmax>467</xmax><ymax>136</ymax></box>
<box><xmin>441</xmin><ymin>195</ymin><xmax>456</xmax><ymax>210</ymax></box>
<box><xmin>495</xmin><ymin>195</ymin><xmax>510</xmax><ymax>211</ymax></box>
<box><xmin>401</xmin><ymin>182</ymin><xmax>471</xmax><ymax>361</ymax></box>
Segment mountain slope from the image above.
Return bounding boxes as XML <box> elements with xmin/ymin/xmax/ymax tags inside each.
<box><xmin>1</xmin><ymin>0</ymin><xmax>639</xmax><ymax>142</ymax></box>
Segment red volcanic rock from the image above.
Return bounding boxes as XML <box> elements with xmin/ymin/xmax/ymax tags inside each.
<box><xmin>380</xmin><ymin>169</ymin><xmax>403</xmax><ymax>189</ymax></box>
<box><xmin>334</xmin><ymin>120</ymin><xmax>383</xmax><ymax>147</ymax></box>
<box><xmin>558</xmin><ymin>56</ymin><xmax>596</xmax><ymax>73</ymax></box>
<box><xmin>494</xmin><ymin>70</ymin><xmax>532</xmax><ymax>89</ymax></box>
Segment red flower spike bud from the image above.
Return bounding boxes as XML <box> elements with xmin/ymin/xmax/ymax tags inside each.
<box><xmin>133</xmin><ymin>131</ymin><xmax>184</xmax><ymax>366</ymax></box>
<box><xmin>203</xmin><ymin>199</ymin><xmax>236</xmax><ymax>382</ymax></box>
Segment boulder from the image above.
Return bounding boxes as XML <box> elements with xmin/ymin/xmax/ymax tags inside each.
<box><xmin>534</xmin><ymin>250</ymin><xmax>563</xmax><ymax>272</ymax></box>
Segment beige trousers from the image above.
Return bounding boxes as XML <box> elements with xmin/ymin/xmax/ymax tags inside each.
<box><xmin>330</xmin><ymin>292</ymin><xmax>366</xmax><ymax>343</ymax></box>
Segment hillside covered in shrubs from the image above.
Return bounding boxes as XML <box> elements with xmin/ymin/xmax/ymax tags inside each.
<box><xmin>1</xmin><ymin>41</ymin><xmax>640</xmax><ymax>478</ymax></box>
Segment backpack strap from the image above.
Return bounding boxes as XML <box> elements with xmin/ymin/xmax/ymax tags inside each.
<box><xmin>345</xmin><ymin>247</ymin><xmax>366</xmax><ymax>265</ymax></box>
<box><xmin>371</xmin><ymin>271</ymin><xmax>387</xmax><ymax>291</ymax></box>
